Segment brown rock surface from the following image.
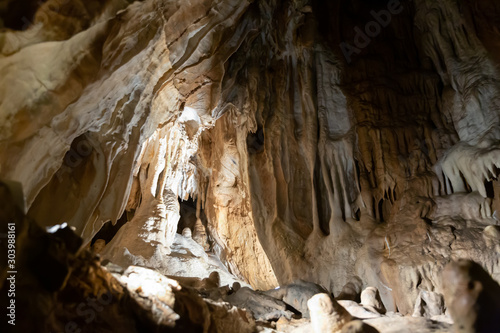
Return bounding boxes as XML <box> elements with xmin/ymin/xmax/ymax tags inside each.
<box><xmin>0</xmin><ymin>186</ymin><xmax>256</xmax><ymax>333</ymax></box>
<box><xmin>442</xmin><ymin>259</ymin><xmax>500</xmax><ymax>333</ymax></box>
<box><xmin>308</xmin><ymin>293</ymin><xmax>352</xmax><ymax>333</ymax></box>
<box><xmin>1</xmin><ymin>0</ymin><xmax>500</xmax><ymax>331</ymax></box>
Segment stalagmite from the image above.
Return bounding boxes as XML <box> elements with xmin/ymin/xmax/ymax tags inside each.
<box><xmin>360</xmin><ymin>287</ymin><xmax>386</xmax><ymax>315</ymax></box>
<box><xmin>308</xmin><ymin>293</ymin><xmax>353</xmax><ymax>333</ymax></box>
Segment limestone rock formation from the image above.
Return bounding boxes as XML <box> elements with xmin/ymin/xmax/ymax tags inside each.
<box><xmin>337</xmin><ymin>300</ymin><xmax>383</xmax><ymax>320</ymax></box>
<box><xmin>442</xmin><ymin>259</ymin><xmax>500</xmax><ymax>333</ymax></box>
<box><xmin>412</xmin><ymin>289</ymin><xmax>445</xmax><ymax>319</ymax></box>
<box><xmin>224</xmin><ymin>286</ymin><xmax>294</xmax><ymax>321</ymax></box>
<box><xmin>341</xmin><ymin>320</ymin><xmax>379</xmax><ymax>333</ymax></box>
<box><xmin>308</xmin><ymin>293</ymin><xmax>353</xmax><ymax>333</ymax></box>
<box><xmin>264</xmin><ymin>279</ymin><xmax>329</xmax><ymax>318</ymax></box>
<box><xmin>337</xmin><ymin>277</ymin><xmax>363</xmax><ymax>302</ymax></box>
<box><xmin>192</xmin><ymin>217</ymin><xmax>211</xmax><ymax>251</ymax></box>
<box><xmin>360</xmin><ymin>287</ymin><xmax>386</xmax><ymax>315</ymax></box>
<box><xmin>0</xmin><ymin>184</ymin><xmax>257</xmax><ymax>333</ymax></box>
<box><xmin>2</xmin><ymin>0</ymin><xmax>500</xmax><ymax>331</ymax></box>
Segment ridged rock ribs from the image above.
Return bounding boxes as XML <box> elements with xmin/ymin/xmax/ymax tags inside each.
<box><xmin>1</xmin><ymin>0</ymin><xmax>500</xmax><ymax>313</ymax></box>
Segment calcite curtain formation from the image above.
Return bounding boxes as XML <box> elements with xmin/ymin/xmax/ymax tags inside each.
<box><xmin>1</xmin><ymin>0</ymin><xmax>499</xmax><ymax>312</ymax></box>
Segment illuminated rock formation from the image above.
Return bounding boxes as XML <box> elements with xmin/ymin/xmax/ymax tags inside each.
<box><xmin>1</xmin><ymin>0</ymin><xmax>500</xmax><ymax>330</ymax></box>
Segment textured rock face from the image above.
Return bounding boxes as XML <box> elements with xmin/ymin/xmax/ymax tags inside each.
<box><xmin>442</xmin><ymin>259</ymin><xmax>500</xmax><ymax>333</ymax></box>
<box><xmin>308</xmin><ymin>293</ymin><xmax>352</xmax><ymax>333</ymax></box>
<box><xmin>0</xmin><ymin>189</ymin><xmax>257</xmax><ymax>333</ymax></box>
<box><xmin>1</xmin><ymin>0</ymin><xmax>500</xmax><ymax>322</ymax></box>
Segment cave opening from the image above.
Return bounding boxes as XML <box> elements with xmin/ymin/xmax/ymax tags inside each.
<box><xmin>177</xmin><ymin>197</ymin><xmax>203</xmax><ymax>233</ymax></box>
<box><xmin>177</xmin><ymin>196</ymin><xmax>212</xmax><ymax>250</ymax></box>
<box><xmin>177</xmin><ymin>196</ymin><xmax>198</xmax><ymax>233</ymax></box>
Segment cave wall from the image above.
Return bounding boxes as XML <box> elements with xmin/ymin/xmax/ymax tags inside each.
<box><xmin>1</xmin><ymin>0</ymin><xmax>500</xmax><ymax>313</ymax></box>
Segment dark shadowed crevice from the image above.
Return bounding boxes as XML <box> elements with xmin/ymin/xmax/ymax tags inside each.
<box><xmin>485</xmin><ymin>180</ymin><xmax>495</xmax><ymax>199</ymax></box>
<box><xmin>0</xmin><ymin>0</ymin><xmax>46</xmax><ymax>30</ymax></box>
<box><xmin>177</xmin><ymin>196</ymin><xmax>198</xmax><ymax>233</ymax></box>
<box><xmin>91</xmin><ymin>210</ymin><xmax>129</xmax><ymax>246</ymax></box>
<box><xmin>247</xmin><ymin>125</ymin><xmax>265</xmax><ymax>154</ymax></box>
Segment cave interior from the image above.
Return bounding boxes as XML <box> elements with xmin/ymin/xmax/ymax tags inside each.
<box><xmin>1</xmin><ymin>0</ymin><xmax>500</xmax><ymax>332</ymax></box>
